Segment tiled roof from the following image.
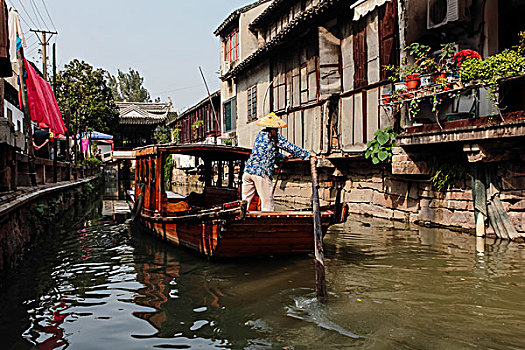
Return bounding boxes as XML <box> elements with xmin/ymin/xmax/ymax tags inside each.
<box><xmin>117</xmin><ymin>102</ymin><xmax>171</xmax><ymax>125</ymax></box>
<box><xmin>222</xmin><ymin>0</ymin><xmax>342</xmax><ymax>80</ymax></box>
<box><xmin>214</xmin><ymin>0</ymin><xmax>272</xmax><ymax>37</ymax></box>
<box><xmin>249</xmin><ymin>0</ymin><xmax>291</xmax><ymax>29</ymax></box>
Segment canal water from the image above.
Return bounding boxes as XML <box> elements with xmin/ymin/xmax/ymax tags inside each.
<box><xmin>1</xmin><ymin>198</ymin><xmax>524</xmax><ymax>349</ymax></box>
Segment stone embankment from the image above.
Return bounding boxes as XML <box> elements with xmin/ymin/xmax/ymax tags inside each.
<box><xmin>273</xmin><ymin>158</ymin><xmax>524</xmax><ymax>236</ymax></box>
<box><xmin>0</xmin><ymin>174</ymin><xmax>103</xmax><ymax>271</ymax></box>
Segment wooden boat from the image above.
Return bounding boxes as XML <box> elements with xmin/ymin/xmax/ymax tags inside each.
<box><xmin>129</xmin><ymin>144</ymin><xmax>347</xmax><ymax>259</ymax></box>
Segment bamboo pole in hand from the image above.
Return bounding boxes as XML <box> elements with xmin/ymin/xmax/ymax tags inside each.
<box><xmin>310</xmin><ymin>154</ymin><xmax>327</xmax><ymax>303</ymax></box>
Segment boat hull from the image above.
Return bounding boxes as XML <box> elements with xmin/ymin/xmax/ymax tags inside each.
<box><xmin>136</xmin><ymin>211</ymin><xmax>332</xmax><ymax>258</ymax></box>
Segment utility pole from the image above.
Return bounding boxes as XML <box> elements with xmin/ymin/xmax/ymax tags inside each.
<box><xmin>30</xmin><ymin>29</ymin><xmax>58</xmax><ymax>80</ymax></box>
<box><xmin>52</xmin><ymin>43</ymin><xmax>57</xmax><ymax>182</ymax></box>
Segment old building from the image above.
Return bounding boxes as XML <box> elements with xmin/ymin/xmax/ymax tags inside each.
<box><xmin>167</xmin><ymin>90</ymin><xmax>221</xmax><ymax>145</ymax></box>
<box><xmin>116</xmin><ymin>101</ymin><xmax>175</xmax><ymax>149</ymax></box>
<box><xmin>215</xmin><ymin>0</ymin><xmax>525</xmax><ymax>238</ymax></box>
<box><xmin>214</xmin><ymin>0</ymin><xmax>273</xmax><ymax>145</ymax></box>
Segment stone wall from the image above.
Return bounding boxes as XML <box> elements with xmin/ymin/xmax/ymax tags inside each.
<box><xmin>273</xmin><ymin>158</ymin><xmax>525</xmax><ymax>236</ymax></box>
<box><xmin>0</xmin><ymin>176</ymin><xmax>104</xmax><ymax>271</ymax></box>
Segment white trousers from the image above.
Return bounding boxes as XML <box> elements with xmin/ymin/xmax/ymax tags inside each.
<box><xmin>241</xmin><ymin>172</ymin><xmax>274</xmax><ymax>211</ymax></box>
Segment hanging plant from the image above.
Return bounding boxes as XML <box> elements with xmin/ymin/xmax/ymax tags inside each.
<box><xmin>409</xmin><ymin>98</ymin><xmax>421</xmax><ymax>119</ymax></box>
<box><xmin>431</xmin><ymin>94</ymin><xmax>443</xmax><ymax>113</ymax></box>
<box><xmin>365</xmin><ymin>126</ymin><xmax>397</xmax><ymax>165</ymax></box>
<box><xmin>192</xmin><ymin>120</ymin><xmax>204</xmax><ymax>139</ymax></box>
<box><xmin>192</xmin><ymin>120</ymin><xmax>204</xmax><ymax>129</ymax></box>
<box><xmin>172</xmin><ymin>127</ymin><xmax>181</xmax><ymax>144</ymax></box>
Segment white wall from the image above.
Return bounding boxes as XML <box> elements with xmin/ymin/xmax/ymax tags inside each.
<box><xmin>239</xmin><ymin>3</ymin><xmax>271</xmax><ymax>61</ymax></box>
<box><xmin>235</xmin><ymin>61</ymin><xmax>271</xmax><ymax>148</ymax></box>
<box><xmin>4</xmin><ymin>100</ymin><xmax>24</xmax><ymax>132</ymax></box>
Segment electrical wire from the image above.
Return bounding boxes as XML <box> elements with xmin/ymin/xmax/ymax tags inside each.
<box><xmin>152</xmin><ymin>84</ymin><xmax>204</xmax><ymax>95</ymax></box>
<box><xmin>40</xmin><ymin>0</ymin><xmax>57</xmax><ymax>31</ymax></box>
<box><xmin>28</xmin><ymin>0</ymin><xmax>44</xmax><ymax>29</ymax></box>
<box><xmin>30</xmin><ymin>0</ymin><xmax>51</xmax><ymax>31</ymax></box>
<box><xmin>10</xmin><ymin>0</ymin><xmax>39</xmax><ymax>28</ymax></box>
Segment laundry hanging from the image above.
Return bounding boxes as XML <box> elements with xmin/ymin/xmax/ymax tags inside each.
<box><xmin>24</xmin><ymin>58</ymin><xmax>67</xmax><ymax>136</ymax></box>
<box><xmin>0</xmin><ymin>0</ymin><xmax>12</xmax><ymax>77</ymax></box>
<box><xmin>7</xmin><ymin>7</ymin><xmax>25</xmax><ymax>64</ymax></box>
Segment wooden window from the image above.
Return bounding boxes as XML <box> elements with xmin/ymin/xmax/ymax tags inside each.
<box><xmin>223</xmin><ymin>97</ymin><xmax>236</xmax><ymax>132</ymax></box>
<box><xmin>224</xmin><ymin>28</ymin><xmax>239</xmax><ymax>62</ymax></box>
<box><xmin>247</xmin><ymin>85</ymin><xmax>257</xmax><ymax>121</ymax></box>
<box><xmin>379</xmin><ymin>0</ymin><xmax>398</xmax><ymax>80</ymax></box>
<box><xmin>353</xmin><ymin>20</ymin><xmax>368</xmax><ymax>89</ymax></box>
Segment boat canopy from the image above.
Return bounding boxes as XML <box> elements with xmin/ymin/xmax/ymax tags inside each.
<box><xmin>133</xmin><ymin>144</ymin><xmax>252</xmax><ymax>161</ymax></box>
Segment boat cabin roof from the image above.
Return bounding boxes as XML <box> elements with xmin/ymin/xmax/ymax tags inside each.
<box><xmin>133</xmin><ymin>144</ymin><xmax>252</xmax><ymax>161</ymax></box>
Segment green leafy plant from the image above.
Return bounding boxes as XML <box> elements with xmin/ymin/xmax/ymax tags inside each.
<box><xmin>172</xmin><ymin>126</ymin><xmax>181</xmax><ymax>144</ymax></box>
<box><xmin>365</xmin><ymin>126</ymin><xmax>397</xmax><ymax>164</ymax></box>
<box><xmin>409</xmin><ymin>98</ymin><xmax>421</xmax><ymax>119</ymax></box>
<box><xmin>192</xmin><ymin>120</ymin><xmax>204</xmax><ymax>139</ymax></box>
<box><xmin>429</xmin><ymin>157</ymin><xmax>468</xmax><ymax>192</ymax></box>
<box><xmin>164</xmin><ymin>155</ymin><xmax>174</xmax><ymax>190</ymax></box>
<box><xmin>81</xmin><ymin>157</ymin><xmax>102</xmax><ymax>167</ymax></box>
<box><xmin>405</xmin><ymin>43</ymin><xmax>437</xmax><ymax>74</ymax></box>
<box><xmin>459</xmin><ymin>43</ymin><xmax>525</xmax><ymax>112</ymax></box>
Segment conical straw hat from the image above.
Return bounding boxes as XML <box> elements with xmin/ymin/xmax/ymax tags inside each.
<box><xmin>255</xmin><ymin>112</ymin><xmax>287</xmax><ymax>128</ymax></box>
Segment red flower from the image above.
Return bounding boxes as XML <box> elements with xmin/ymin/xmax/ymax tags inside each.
<box><xmin>452</xmin><ymin>49</ymin><xmax>482</xmax><ymax>67</ymax></box>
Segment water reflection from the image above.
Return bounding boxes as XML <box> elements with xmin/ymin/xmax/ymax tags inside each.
<box><xmin>1</xmin><ymin>205</ymin><xmax>525</xmax><ymax>349</ymax></box>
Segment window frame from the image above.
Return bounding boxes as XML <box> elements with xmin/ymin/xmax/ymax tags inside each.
<box><xmin>247</xmin><ymin>85</ymin><xmax>257</xmax><ymax>122</ymax></box>
<box><xmin>224</xmin><ymin>28</ymin><xmax>239</xmax><ymax>63</ymax></box>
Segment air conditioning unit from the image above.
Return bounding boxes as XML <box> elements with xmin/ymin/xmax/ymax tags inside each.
<box><xmin>427</xmin><ymin>0</ymin><xmax>470</xmax><ymax>29</ymax></box>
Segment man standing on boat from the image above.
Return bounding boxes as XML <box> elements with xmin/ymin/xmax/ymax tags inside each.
<box><xmin>242</xmin><ymin>112</ymin><xmax>310</xmax><ymax>211</ymax></box>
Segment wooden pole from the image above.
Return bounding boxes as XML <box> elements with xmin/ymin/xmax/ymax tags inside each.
<box><xmin>42</xmin><ymin>32</ymin><xmax>47</xmax><ymax>80</ymax></box>
<box><xmin>310</xmin><ymin>155</ymin><xmax>327</xmax><ymax>303</ymax></box>
<box><xmin>52</xmin><ymin>43</ymin><xmax>57</xmax><ymax>182</ymax></box>
<box><xmin>17</xmin><ymin>47</ymin><xmax>37</xmax><ymax>186</ymax></box>
<box><xmin>198</xmin><ymin>66</ymin><xmax>220</xmax><ymax>144</ymax></box>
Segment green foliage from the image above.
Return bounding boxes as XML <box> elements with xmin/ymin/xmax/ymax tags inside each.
<box><xmin>459</xmin><ymin>49</ymin><xmax>525</xmax><ymax>85</ymax></box>
<box><xmin>83</xmin><ymin>182</ymin><xmax>95</xmax><ymax>195</ymax></box>
<box><xmin>33</xmin><ymin>203</ymin><xmax>48</xmax><ymax>215</ymax></box>
<box><xmin>405</xmin><ymin>43</ymin><xmax>437</xmax><ymax>74</ymax></box>
<box><xmin>222</xmin><ymin>138</ymin><xmax>233</xmax><ymax>146</ymax></box>
<box><xmin>55</xmin><ymin>59</ymin><xmax>119</xmax><ymax>134</ymax></box>
<box><xmin>429</xmin><ymin>158</ymin><xmax>468</xmax><ymax>192</ymax></box>
<box><xmin>81</xmin><ymin>157</ymin><xmax>102</xmax><ymax>167</ymax></box>
<box><xmin>108</xmin><ymin>68</ymin><xmax>151</xmax><ymax>102</ymax></box>
<box><xmin>192</xmin><ymin>120</ymin><xmax>204</xmax><ymax>139</ymax></box>
<box><xmin>172</xmin><ymin>126</ymin><xmax>181</xmax><ymax>144</ymax></box>
<box><xmin>365</xmin><ymin>126</ymin><xmax>397</xmax><ymax>165</ymax></box>
<box><xmin>154</xmin><ymin>125</ymin><xmax>172</xmax><ymax>144</ymax></box>
<box><xmin>164</xmin><ymin>155</ymin><xmax>174</xmax><ymax>190</ymax></box>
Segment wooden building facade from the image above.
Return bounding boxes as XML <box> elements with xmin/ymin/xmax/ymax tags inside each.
<box><xmin>214</xmin><ymin>0</ymin><xmax>525</xmax><ymax>237</ymax></box>
<box><xmin>167</xmin><ymin>91</ymin><xmax>221</xmax><ymax>145</ymax></box>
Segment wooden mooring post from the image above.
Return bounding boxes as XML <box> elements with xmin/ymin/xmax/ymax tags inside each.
<box><xmin>310</xmin><ymin>155</ymin><xmax>327</xmax><ymax>303</ymax></box>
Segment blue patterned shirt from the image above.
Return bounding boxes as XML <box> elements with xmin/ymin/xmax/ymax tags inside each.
<box><xmin>245</xmin><ymin>130</ymin><xmax>310</xmax><ymax>179</ymax></box>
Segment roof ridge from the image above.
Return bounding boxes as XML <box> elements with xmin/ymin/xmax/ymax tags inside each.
<box><xmin>214</xmin><ymin>0</ymin><xmax>272</xmax><ymax>36</ymax></box>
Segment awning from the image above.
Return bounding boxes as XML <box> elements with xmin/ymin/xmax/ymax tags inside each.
<box><xmin>351</xmin><ymin>0</ymin><xmax>391</xmax><ymax>20</ymax></box>
<box><xmin>83</xmin><ymin>131</ymin><xmax>113</xmax><ymax>140</ymax></box>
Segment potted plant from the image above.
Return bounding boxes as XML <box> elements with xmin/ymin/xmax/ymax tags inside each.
<box><xmin>405</xmin><ymin>43</ymin><xmax>437</xmax><ymax>88</ymax></box>
<box><xmin>384</xmin><ymin>64</ymin><xmax>407</xmax><ymax>91</ymax></box>
<box><xmin>405</xmin><ymin>71</ymin><xmax>420</xmax><ymax>90</ymax></box>
<box><xmin>433</xmin><ymin>43</ymin><xmax>458</xmax><ymax>87</ymax></box>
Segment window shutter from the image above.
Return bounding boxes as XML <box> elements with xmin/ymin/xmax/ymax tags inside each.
<box><xmin>353</xmin><ymin>21</ymin><xmax>367</xmax><ymax>89</ymax></box>
<box><xmin>379</xmin><ymin>0</ymin><xmax>398</xmax><ymax>80</ymax></box>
